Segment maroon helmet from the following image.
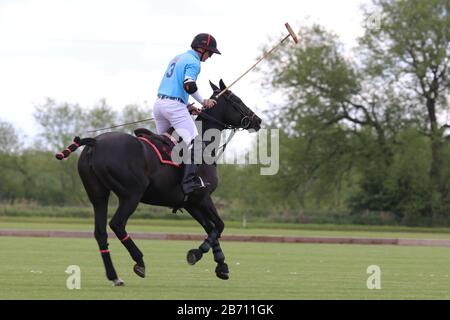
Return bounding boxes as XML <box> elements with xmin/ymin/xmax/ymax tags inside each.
<box><xmin>191</xmin><ymin>33</ymin><xmax>221</xmax><ymax>54</ymax></box>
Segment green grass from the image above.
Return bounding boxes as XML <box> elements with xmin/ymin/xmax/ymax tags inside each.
<box><xmin>1</xmin><ymin>236</ymin><xmax>450</xmax><ymax>299</ymax></box>
<box><xmin>1</xmin><ymin>217</ymin><xmax>450</xmax><ymax>299</ymax></box>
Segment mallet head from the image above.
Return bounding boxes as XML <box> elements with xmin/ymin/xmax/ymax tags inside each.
<box><xmin>285</xmin><ymin>23</ymin><xmax>298</xmax><ymax>44</ymax></box>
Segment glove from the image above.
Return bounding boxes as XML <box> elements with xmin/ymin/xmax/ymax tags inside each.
<box><xmin>187</xmin><ymin>103</ymin><xmax>202</xmax><ymax>115</ymax></box>
<box><xmin>202</xmin><ymin>99</ymin><xmax>217</xmax><ymax>109</ymax></box>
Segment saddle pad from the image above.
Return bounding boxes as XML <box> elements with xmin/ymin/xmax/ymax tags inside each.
<box><xmin>138</xmin><ymin>136</ymin><xmax>181</xmax><ymax>168</ymax></box>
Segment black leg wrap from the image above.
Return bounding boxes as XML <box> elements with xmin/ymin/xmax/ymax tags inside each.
<box><xmin>199</xmin><ymin>240</ymin><xmax>211</xmax><ymax>253</ymax></box>
<box><xmin>207</xmin><ymin>230</ymin><xmax>220</xmax><ymax>243</ymax></box>
<box><xmin>212</xmin><ymin>242</ymin><xmax>225</xmax><ymax>264</ymax></box>
<box><xmin>100</xmin><ymin>251</ymin><xmax>118</xmax><ymax>281</ymax></box>
<box><xmin>198</xmin><ymin>229</ymin><xmax>220</xmax><ymax>253</ymax></box>
<box><xmin>122</xmin><ymin>238</ymin><xmax>144</xmax><ymax>266</ymax></box>
<box><xmin>120</xmin><ymin>237</ymin><xmax>145</xmax><ymax>278</ymax></box>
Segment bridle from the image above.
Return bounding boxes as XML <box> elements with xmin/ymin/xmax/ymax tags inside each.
<box><xmin>196</xmin><ymin>90</ymin><xmax>257</xmax><ymax>160</ymax></box>
<box><xmin>198</xmin><ymin>90</ymin><xmax>257</xmax><ymax>131</ymax></box>
<box><xmin>224</xmin><ymin>91</ymin><xmax>258</xmax><ymax>130</ymax></box>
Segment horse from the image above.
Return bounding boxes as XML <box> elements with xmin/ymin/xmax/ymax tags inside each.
<box><xmin>56</xmin><ymin>79</ymin><xmax>262</xmax><ymax>286</ymax></box>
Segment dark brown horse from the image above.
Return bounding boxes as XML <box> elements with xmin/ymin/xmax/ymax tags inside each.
<box><xmin>57</xmin><ymin>80</ymin><xmax>262</xmax><ymax>286</ymax></box>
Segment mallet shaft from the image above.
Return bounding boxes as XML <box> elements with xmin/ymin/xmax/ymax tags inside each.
<box><xmin>215</xmin><ymin>34</ymin><xmax>291</xmax><ymax>98</ymax></box>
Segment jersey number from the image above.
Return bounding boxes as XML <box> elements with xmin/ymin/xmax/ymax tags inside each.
<box><xmin>166</xmin><ymin>62</ymin><xmax>176</xmax><ymax>78</ymax></box>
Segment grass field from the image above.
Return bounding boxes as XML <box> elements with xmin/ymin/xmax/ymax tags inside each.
<box><xmin>1</xmin><ymin>217</ymin><xmax>450</xmax><ymax>299</ymax></box>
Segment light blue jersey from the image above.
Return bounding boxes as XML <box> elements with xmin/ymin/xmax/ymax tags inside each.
<box><xmin>157</xmin><ymin>50</ymin><xmax>201</xmax><ymax>104</ymax></box>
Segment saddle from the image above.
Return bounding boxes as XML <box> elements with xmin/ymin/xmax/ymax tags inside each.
<box><xmin>134</xmin><ymin>128</ymin><xmax>181</xmax><ymax>167</ymax></box>
<box><xmin>135</xmin><ymin>128</ymin><xmax>210</xmax><ymax>211</ymax></box>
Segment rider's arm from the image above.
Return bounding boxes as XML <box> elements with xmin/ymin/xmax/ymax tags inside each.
<box><xmin>184</xmin><ymin>62</ymin><xmax>216</xmax><ymax>108</ymax></box>
<box><xmin>183</xmin><ymin>77</ymin><xmax>204</xmax><ymax>104</ymax></box>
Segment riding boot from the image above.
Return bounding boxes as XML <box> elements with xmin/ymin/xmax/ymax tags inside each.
<box><xmin>181</xmin><ymin>143</ymin><xmax>209</xmax><ymax>196</ymax></box>
<box><xmin>181</xmin><ymin>163</ymin><xmax>207</xmax><ymax>194</ymax></box>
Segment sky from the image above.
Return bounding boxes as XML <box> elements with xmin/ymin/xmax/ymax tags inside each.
<box><xmin>0</xmin><ymin>0</ymin><xmax>372</xmax><ymax>150</ymax></box>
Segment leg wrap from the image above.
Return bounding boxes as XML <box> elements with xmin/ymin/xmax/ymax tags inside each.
<box><xmin>207</xmin><ymin>229</ymin><xmax>219</xmax><ymax>243</ymax></box>
<box><xmin>99</xmin><ymin>248</ymin><xmax>118</xmax><ymax>281</ymax></box>
<box><xmin>121</xmin><ymin>237</ymin><xmax>144</xmax><ymax>265</ymax></box>
<box><xmin>212</xmin><ymin>242</ymin><xmax>225</xmax><ymax>264</ymax></box>
<box><xmin>199</xmin><ymin>240</ymin><xmax>211</xmax><ymax>253</ymax></box>
<box><xmin>199</xmin><ymin>229</ymin><xmax>220</xmax><ymax>253</ymax></box>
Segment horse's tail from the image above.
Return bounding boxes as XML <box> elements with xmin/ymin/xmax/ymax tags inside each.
<box><xmin>55</xmin><ymin>136</ymin><xmax>96</xmax><ymax>160</ymax></box>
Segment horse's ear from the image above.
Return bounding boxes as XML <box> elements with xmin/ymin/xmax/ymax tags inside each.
<box><xmin>209</xmin><ymin>80</ymin><xmax>219</xmax><ymax>92</ymax></box>
<box><xmin>219</xmin><ymin>79</ymin><xmax>227</xmax><ymax>91</ymax></box>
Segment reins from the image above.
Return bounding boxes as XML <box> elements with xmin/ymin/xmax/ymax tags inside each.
<box><xmin>86</xmin><ymin>117</ymin><xmax>155</xmax><ymax>133</ymax></box>
<box><xmin>196</xmin><ymin>111</ymin><xmax>235</xmax><ymax>130</ymax></box>
<box><xmin>214</xmin><ymin>129</ymin><xmax>237</xmax><ymax>161</ymax></box>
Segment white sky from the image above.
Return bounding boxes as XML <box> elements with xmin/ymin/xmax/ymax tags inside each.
<box><xmin>0</xmin><ymin>0</ymin><xmax>371</xmax><ymax>150</ymax></box>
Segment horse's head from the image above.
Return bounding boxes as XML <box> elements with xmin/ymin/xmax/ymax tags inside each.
<box><xmin>201</xmin><ymin>79</ymin><xmax>262</xmax><ymax>132</ymax></box>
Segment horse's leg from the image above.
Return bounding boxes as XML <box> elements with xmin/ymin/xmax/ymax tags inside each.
<box><xmin>78</xmin><ymin>158</ymin><xmax>123</xmax><ymax>286</ymax></box>
<box><xmin>185</xmin><ymin>197</ymin><xmax>229</xmax><ymax>280</ymax></box>
<box><xmin>185</xmin><ymin>208</ymin><xmax>217</xmax><ymax>265</ymax></box>
<box><xmin>109</xmin><ymin>195</ymin><xmax>146</xmax><ymax>278</ymax></box>
<box><xmin>211</xmin><ymin>239</ymin><xmax>228</xmax><ymax>280</ymax></box>
<box><xmin>93</xmin><ymin>194</ymin><xmax>124</xmax><ymax>286</ymax></box>
<box><xmin>184</xmin><ymin>201</ymin><xmax>215</xmax><ymax>264</ymax></box>
<box><xmin>201</xmin><ymin>197</ymin><xmax>229</xmax><ymax>280</ymax></box>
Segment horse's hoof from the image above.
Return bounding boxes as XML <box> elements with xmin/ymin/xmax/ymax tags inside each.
<box><xmin>112</xmin><ymin>278</ymin><xmax>125</xmax><ymax>286</ymax></box>
<box><xmin>133</xmin><ymin>264</ymin><xmax>146</xmax><ymax>278</ymax></box>
<box><xmin>215</xmin><ymin>263</ymin><xmax>229</xmax><ymax>280</ymax></box>
<box><xmin>187</xmin><ymin>249</ymin><xmax>203</xmax><ymax>265</ymax></box>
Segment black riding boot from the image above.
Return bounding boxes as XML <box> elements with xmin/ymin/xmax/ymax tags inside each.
<box><xmin>181</xmin><ymin>144</ymin><xmax>208</xmax><ymax>196</ymax></box>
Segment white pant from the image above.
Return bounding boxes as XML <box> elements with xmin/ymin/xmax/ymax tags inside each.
<box><xmin>153</xmin><ymin>98</ymin><xmax>198</xmax><ymax>144</ymax></box>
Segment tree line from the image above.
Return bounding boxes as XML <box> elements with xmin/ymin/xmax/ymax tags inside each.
<box><xmin>260</xmin><ymin>0</ymin><xmax>450</xmax><ymax>225</ymax></box>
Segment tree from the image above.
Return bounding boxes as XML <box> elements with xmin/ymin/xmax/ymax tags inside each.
<box><xmin>33</xmin><ymin>99</ymin><xmax>118</xmax><ymax>204</ymax></box>
<box><xmin>360</xmin><ymin>0</ymin><xmax>450</xmax><ymax>216</ymax></box>
<box><xmin>85</xmin><ymin>99</ymin><xmax>117</xmax><ymax>133</ymax></box>
<box><xmin>262</xmin><ymin>24</ymin><xmax>400</xmax><ymax>211</ymax></box>
<box><xmin>33</xmin><ymin>98</ymin><xmax>86</xmax><ymax>151</ymax></box>
<box><xmin>119</xmin><ymin>103</ymin><xmax>155</xmax><ymax>133</ymax></box>
<box><xmin>0</xmin><ymin>120</ymin><xmax>20</xmax><ymax>154</ymax></box>
<box><xmin>261</xmin><ymin>0</ymin><xmax>449</xmax><ymax>223</ymax></box>
<box><xmin>0</xmin><ymin>120</ymin><xmax>22</xmax><ymax>202</ymax></box>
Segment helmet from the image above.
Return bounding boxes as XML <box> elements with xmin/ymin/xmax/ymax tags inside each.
<box><xmin>191</xmin><ymin>33</ymin><xmax>221</xmax><ymax>54</ymax></box>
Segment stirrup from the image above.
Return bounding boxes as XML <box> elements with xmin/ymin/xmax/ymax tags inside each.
<box><xmin>182</xmin><ymin>176</ymin><xmax>209</xmax><ymax>196</ymax></box>
<box><xmin>197</xmin><ymin>176</ymin><xmax>207</xmax><ymax>189</ymax></box>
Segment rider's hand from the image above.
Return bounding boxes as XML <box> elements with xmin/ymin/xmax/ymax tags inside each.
<box><xmin>202</xmin><ymin>99</ymin><xmax>217</xmax><ymax>109</ymax></box>
<box><xmin>187</xmin><ymin>103</ymin><xmax>202</xmax><ymax>115</ymax></box>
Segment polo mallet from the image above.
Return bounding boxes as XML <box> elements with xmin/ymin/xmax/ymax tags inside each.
<box><xmin>215</xmin><ymin>23</ymin><xmax>298</xmax><ymax>98</ymax></box>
